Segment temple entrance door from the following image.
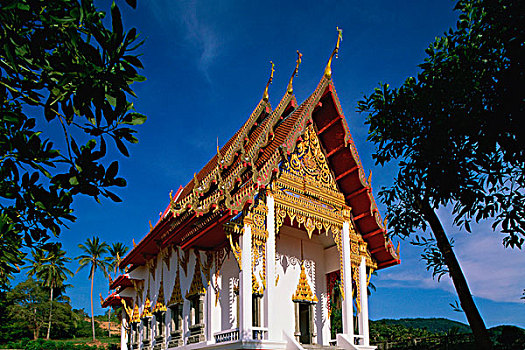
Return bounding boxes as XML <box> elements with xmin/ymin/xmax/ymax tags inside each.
<box><xmin>299</xmin><ymin>303</ymin><xmax>311</xmax><ymax>344</ymax></box>
<box><xmin>327</xmin><ymin>271</ymin><xmax>342</xmax><ymax>340</ymax></box>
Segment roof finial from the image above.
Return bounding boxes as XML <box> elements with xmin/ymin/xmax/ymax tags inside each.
<box><xmin>287</xmin><ymin>50</ymin><xmax>303</xmax><ymax>94</ymax></box>
<box><xmin>324</xmin><ymin>27</ymin><xmax>343</xmax><ymax>79</ymax></box>
<box><xmin>216</xmin><ymin>137</ymin><xmax>222</xmax><ymax>165</ymax></box>
<box><xmin>263</xmin><ymin>61</ymin><xmax>275</xmax><ymax>102</ymax></box>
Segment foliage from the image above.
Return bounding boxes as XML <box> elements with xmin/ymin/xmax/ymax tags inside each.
<box><xmin>5</xmin><ymin>278</ymin><xmax>49</xmax><ymax>340</ymax></box>
<box><xmin>370</xmin><ymin>320</ymin><xmax>436</xmax><ymax>343</ymax></box>
<box><xmin>357</xmin><ymin>1</ymin><xmax>523</xmax><ymax>348</ymax></box>
<box><xmin>0</xmin><ymin>0</ymin><xmax>146</xmax><ymax>287</ymax></box>
<box><xmin>371</xmin><ymin>322</ymin><xmax>525</xmax><ymax>350</ymax></box>
<box><xmin>107</xmin><ymin>242</ymin><xmax>128</xmax><ymax>278</ymax></box>
<box><xmin>375</xmin><ymin>318</ymin><xmax>471</xmax><ymax>335</ymax></box>
<box><xmin>357</xmin><ymin>0</ymin><xmax>524</xmax><ymax>249</ymax></box>
<box><xmin>25</xmin><ymin>244</ymin><xmax>74</xmax><ymax>339</ymax></box>
<box><xmin>0</xmin><ymin>281</ymin><xmax>107</xmax><ymax>342</ymax></box>
<box><xmin>491</xmin><ymin>325</ymin><xmax>525</xmax><ymax>350</ymax></box>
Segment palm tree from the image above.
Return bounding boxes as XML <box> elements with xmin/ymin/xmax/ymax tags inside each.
<box><xmin>108</xmin><ymin>242</ymin><xmax>129</xmax><ymax>279</ymax></box>
<box><xmin>76</xmin><ymin>236</ymin><xmax>110</xmax><ymax>342</ymax></box>
<box><xmin>26</xmin><ymin>244</ymin><xmax>73</xmax><ymax>340</ymax></box>
<box><xmin>106</xmin><ymin>242</ymin><xmax>129</xmax><ymax>336</ymax></box>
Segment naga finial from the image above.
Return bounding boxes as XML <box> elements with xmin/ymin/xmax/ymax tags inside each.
<box><xmin>216</xmin><ymin>137</ymin><xmax>222</xmax><ymax>164</ymax></box>
<box><xmin>263</xmin><ymin>61</ymin><xmax>275</xmax><ymax>102</ymax></box>
<box><xmin>324</xmin><ymin>27</ymin><xmax>343</xmax><ymax>79</ymax></box>
<box><xmin>287</xmin><ymin>50</ymin><xmax>303</xmax><ymax>94</ymax></box>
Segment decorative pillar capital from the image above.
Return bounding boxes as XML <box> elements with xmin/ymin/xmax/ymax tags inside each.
<box><xmin>342</xmin><ymin>207</ymin><xmax>352</xmax><ymax>221</ymax></box>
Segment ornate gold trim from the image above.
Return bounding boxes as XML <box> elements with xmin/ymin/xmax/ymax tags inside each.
<box><xmin>292</xmin><ymin>263</ymin><xmax>318</xmax><ymax>303</ymax></box>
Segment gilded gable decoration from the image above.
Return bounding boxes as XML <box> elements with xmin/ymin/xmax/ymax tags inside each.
<box><xmin>274</xmin><ymin>124</ymin><xmax>347</xmax><ymax>237</ymax></box>
<box><xmin>282</xmin><ymin>124</ymin><xmax>337</xmax><ymax>191</ymax></box>
<box><xmin>292</xmin><ymin>263</ymin><xmax>318</xmax><ymax>303</ymax></box>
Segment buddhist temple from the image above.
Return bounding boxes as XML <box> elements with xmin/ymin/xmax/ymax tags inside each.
<box><xmin>104</xmin><ymin>29</ymin><xmax>400</xmax><ymax>350</ymax></box>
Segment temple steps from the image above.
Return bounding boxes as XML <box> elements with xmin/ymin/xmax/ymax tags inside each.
<box><xmin>303</xmin><ymin>344</ymin><xmax>345</xmax><ymax>350</ymax></box>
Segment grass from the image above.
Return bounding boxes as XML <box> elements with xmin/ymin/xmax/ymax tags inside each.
<box><xmin>52</xmin><ymin>337</ymin><xmax>119</xmax><ymax>345</ymax></box>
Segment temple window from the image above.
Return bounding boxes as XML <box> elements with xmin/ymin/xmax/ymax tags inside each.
<box><xmin>252</xmin><ymin>295</ymin><xmax>262</xmax><ymax>327</ymax></box>
<box><xmin>186</xmin><ymin>294</ymin><xmax>206</xmax><ymax>344</ymax></box>
<box><xmin>132</xmin><ymin>323</ymin><xmax>139</xmax><ymax>348</ymax></box>
<box><xmin>167</xmin><ymin>303</ymin><xmax>184</xmax><ymax>348</ymax></box>
<box><xmin>167</xmin><ymin>268</ymin><xmax>185</xmax><ymax>348</ymax></box>
<box><xmin>170</xmin><ymin>304</ymin><xmax>183</xmax><ymax>332</ymax></box>
<box><xmin>185</xmin><ymin>255</ymin><xmax>206</xmax><ymax>344</ymax></box>
<box><xmin>252</xmin><ymin>273</ymin><xmax>264</xmax><ymax>328</ymax></box>
<box><xmin>141</xmin><ymin>317</ymin><xmax>152</xmax><ymax>348</ymax></box>
<box><xmin>189</xmin><ymin>295</ymin><xmax>202</xmax><ymax>325</ymax></box>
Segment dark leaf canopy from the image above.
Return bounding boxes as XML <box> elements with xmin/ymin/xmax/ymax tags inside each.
<box><xmin>358</xmin><ymin>0</ymin><xmax>525</xmax><ymax>249</ymax></box>
<box><xmin>0</xmin><ymin>0</ymin><xmax>146</xmax><ymax>286</ymax></box>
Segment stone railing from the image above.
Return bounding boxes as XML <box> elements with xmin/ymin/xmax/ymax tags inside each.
<box><xmin>252</xmin><ymin>327</ymin><xmax>268</xmax><ymax>340</ymax></box>
<box><xmin>214</xmin><ymin>328</ymin><xmax>239</xmax><ymax>343</ymax></box>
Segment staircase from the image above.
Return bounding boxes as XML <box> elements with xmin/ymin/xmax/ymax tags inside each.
<box><xmin>303</xmin><ymin>344</ymin><xmax>345</xmax><ymax>350</ymax></box>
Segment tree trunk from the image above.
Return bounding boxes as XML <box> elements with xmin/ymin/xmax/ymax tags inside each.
<box><xmin>46</xmin><ymin>286</ymin><xmax>54</xmax><ymax>340</ymax></box>
<box><xmin>33</xmin><ymin>307</ymin><xmax>38</xmax><ymax>340</ymax></box>
<box><xmin>91</xmin><ymin>268</ymin><xmax>96</xmax><ymax>342</ymax></box>
<box><xmin>419</xmin><ymin>200</ymin><xmax>492</xmax><ymax>350</ymax></box>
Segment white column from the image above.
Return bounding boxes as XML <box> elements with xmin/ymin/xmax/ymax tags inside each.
<box><xmin>239</xmin><ymin>222</ymin><xmax>252</xmax><ymax>340</ymax></box>
<box><xmin>358</xmin><ymin>257</ymin><xmax>370</xmax><ymax>346</ymax></box>
<box><xmin>121</xmin><ymin>310</ymin><xmax>127</xmax><ymax>350</ymax></box>
<box><xmin>341</xmin><ymin>221</ymin><xmax>354</xmax><ymax>338</ymax></box>
<box><xmin>265</xmin><ymin>195</ymin><xmax>276</xmax><ymax>339</ymax></box>
<box><xmin>206</xmin><ymin>282</ymin><xmax>213</xmax><ymax>341</ymax></box>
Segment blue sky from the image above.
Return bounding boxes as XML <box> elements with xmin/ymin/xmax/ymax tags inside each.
<box><xmin>33</xmin><ymin>0</ymin><xmax>524</xmax><ymax>328</ymax></box>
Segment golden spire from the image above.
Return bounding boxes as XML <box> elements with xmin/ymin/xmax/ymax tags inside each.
<box><xmin>292</xmin><ymin>263</ymin><xmax>318</xmax><ymax>303</ymax></box>
<box><xmin>262</xmin><ymin>61</ymin><xmax>275</xmax><ymax>102</ymax></box>
<box><xmin>324</xmin><ymin>27</ymin><xmax>343</xmax><ymax>79</ymax></box>
<box><xmin>287</xmin><ymin>51</ymin><xmax>302</xmax><ymax>94</ymax></box>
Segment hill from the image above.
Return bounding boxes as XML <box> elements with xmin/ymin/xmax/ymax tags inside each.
<box><xmin>372</xmin><ymin>317</ymin><xmax>471</xmax><ymax>334</ymax></box>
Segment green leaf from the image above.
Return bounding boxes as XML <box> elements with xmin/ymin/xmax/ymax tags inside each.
<box><xmin>114</xmin><ymin>137</ymin><xmax>129</xmax><ymax>157</ymax></box>
<box><xmin>123</xmin><ymin>55</ymin><xmax>144</xmax><ymax>69</ymax></box>
<box><xmin>106</xmin><ymin>161</ymin><xmax>119</xmax><ymax>180</ymax></box>
<box><xmin>111</xmin><ymin>2</ymin><xmax>123</xmax><ymax>41</ymax></box>
<box><xmin>123</xmin><ymin>112</ymin><xmax>147</xmax><ymax>125</ymax></box>
<box><xmin>69</xmin><ymin>176</ymin><xmax>79</xmax><ymax>186</ymax></box>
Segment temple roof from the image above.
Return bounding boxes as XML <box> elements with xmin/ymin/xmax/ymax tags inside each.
<box><xmin>120</xmin><ymin>44</ymin><xmax>400</xmax><ymax>271</ymax></box>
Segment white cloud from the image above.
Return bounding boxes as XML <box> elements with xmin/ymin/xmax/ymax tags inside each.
<box><xmin>377</xmin><ymin>212</ymin><xmax>525</xmax><ymax>304</ymax></box>
<box><xmin>147</xmin><ymin>0</ymin><xmax>223</xmax><ymax>80</ymax></box>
